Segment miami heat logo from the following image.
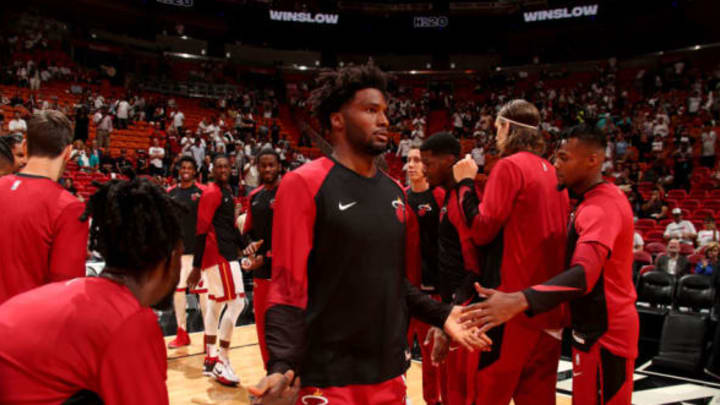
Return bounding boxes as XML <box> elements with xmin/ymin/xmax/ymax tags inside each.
<box><xmin>301</xmin><ymin>389</ymin><xmax>329</xmax><ymax>405</ymax></box>
<box><xmin>392</xmin><ymin>197</ymin><xmax>406</xmax><ymax>224</ymax></box>
<box><xmin>270</xmin><ymin>198</ymin><xmax>276</xmax><ymax>210</ymax></box>
<box><xmin>439</xmin><ymin>206</ymin><xmax>448</xmax><ymax>222</ymax></box>
<box><xmin>417</xmin><ymin>203</ymin><xmax>432</xmax><ymax>217</ymax></box>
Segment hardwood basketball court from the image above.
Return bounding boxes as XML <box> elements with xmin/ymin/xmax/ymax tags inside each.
<box><xmin>165</xmin><ymin>326</ymin><xmax>572</xmax><ymax>404</ymax></box>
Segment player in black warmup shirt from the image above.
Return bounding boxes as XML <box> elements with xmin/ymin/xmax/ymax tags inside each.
<box><xmin>243</xmin><ymin>147</ymin><xmax>282</xmax><ymax>368</ymax></box>
<box><xmin>167</xmin><ymin>156</ymin><xmax>208</xmax><ymax>349</ymax></box>
<box><xmin>421</xmin><ymin>133</ymin><xmax>485</xmax><ymax>405</ymax></box>
<box><xmin>405</xmin><ymin>147</ymin><xmax>447</xmax><ymax>405</ymax></box>
<box><xmin>249</xmin><ymin>63</ymin><xmax>489</xmax><ymax>405</ymax></box>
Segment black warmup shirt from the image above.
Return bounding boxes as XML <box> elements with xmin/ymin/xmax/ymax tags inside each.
<box><xmin>168</xmin><ymin>183</ymin><xmax>203</xmax><ymax>255</ymax></box>
<box><xmin>193</xmin><ymin>182</ymin><xmax>242</xmax><ymax>269</ymax></box>
<box><xmin>244</xmin><ymin>185</ymin><xmax>278</xmax><ymax>279</ymax></box>
<box><xmin>407</xmin><ymin>187</ymin><xmax>443</xmax><ymax>292</ymax></box>
<box><xmin>265</xmin><ymin>157</ymin><xmax>451</xmax><ymax>387</ymax></box>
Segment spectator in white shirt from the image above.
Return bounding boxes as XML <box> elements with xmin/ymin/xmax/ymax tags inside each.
<box><xmin>396</xmin><ymin>134</ymin><xmax>412</xmax><ymax>162</ymax></box>
<box><xmin>116</xmin><ymin>98</ymin><xmax>130</xmax><ymax>129</ymax></box>
<box><xmin>172</xmin><ymin>110</ymin><xmax>185</xmax><ymax>133</ymax></box>
<box><xmin>8</xmin><ymin>112</ymin><xmax>27</xmax><ymax>133</ymax></box>
<box><xmin>651</xmin><ymin>136</ymin><xmax>664</xmax><ymax>154</ymax></box>
<box><xmin>189</xmin><ymin>138</ymin><xmax>205</xmax><ymax>169</ymax></box>
<box><xmin>664</xmin><ymin>208</ymin><xmax>697</xmax><ymax>245</ymax></box>
<box><xmin>701</xmin><ymin>129</ymin><xmax>717</xmax><ymax>169</ymax></box>
<box><xmin>92</xmin><ymin>110</ymin><xmax>103</xmax><ymax>125</ymax></box>
<box><xmin>697</xmin><ymin>217</ymin><xmax>720</xmax><ymax>248</ymax></box>
<box><xmin>96</xmin><ymin>112</ymin><xmax>114</xmax><ymax>149</ymax></box>
<box><xmin>471</xmin><ymin>140</ymin><xmax>485</xmax><ymax>173</ymax></box>
<box><xmin>148</xmin><ymin>138</ymin><xmax>165</xmax><ymax>176</ymax></box>
<box><xmin>633</xmin><ymin>231</ymin><xmax>644</xmax><ymax>253</ymax></box>
<box><xmin>243</xmin><ymin>156</ymin><xmax>260</xmax><ymax>189</ymax></box>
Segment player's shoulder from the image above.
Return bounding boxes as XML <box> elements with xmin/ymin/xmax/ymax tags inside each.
<box><xmin>279</xmin><ymin>157</ymin><xmax>335</xmax><ymax>193</ymax></box>
<box><xmin>380</xmin><ymin>169</ymin><xmax>407</xmax><ymax>196</ymax></box>
<box><xmin>290</xmin><ymin>157</ymin><xmax>335</xmax><ymax>180</ymax></box>
<box><xmin>578</xmin><ymin>184</ymin><xmax>631</xmax><ymax>222</ymax></box>
<box><xmin>248</xmin><ymin>184</ymin><xmax>265</xmax><ymax>199</ymax></box>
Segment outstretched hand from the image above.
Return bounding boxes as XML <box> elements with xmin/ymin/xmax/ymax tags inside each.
<box><xmin>459</xmin><ymin>283</ymin><xmax>529</xmax><ymax>335</ymax></box>
<box><xmin>248</xmin><ymin>370</ymin><xmax>300</xmax><ymax>405</ymax></box>
<box><xmin>443</xmin><ymin>305</ymin><xmax>493</xmax><ymax>353</ymax></box>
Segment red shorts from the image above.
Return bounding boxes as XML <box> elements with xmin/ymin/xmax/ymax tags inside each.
<box><xmin>407</xmin><ymin>317</ymin><xmax>446</xmax><ymax>404</ymax></box>
<box><xmin>572</xmin><ymin>344</ymin><xmax>634</xmax><ymax>405</ymax></box>
<box><xmin>296</xmin><ymin>375</ymin><xmax>406</xmax><ymax>405</ymax></box>
<box><xmin>253</xmin><ymin>277</ymin><xmax>271</xmax><ymax>367</ymax></box>
<box><xmin>445</xmin><ymin>345</ymin><xmax>479</xmax><ymax>405</ymax></box>
<box><xmin>474</xmin><ymin>318</ymin><xmax>561</xmax><ymax>405</ymax></box>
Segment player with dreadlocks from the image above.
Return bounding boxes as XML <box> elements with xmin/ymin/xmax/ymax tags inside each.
<box><xmin>248</xmin><ymin>62</ymin><xmax>489</xmax><ymax>405</ymax></box>
<box><xmin>0</xmin><ymin>178</ymin><xmax>183</xmax><ymax>404</ymax></box>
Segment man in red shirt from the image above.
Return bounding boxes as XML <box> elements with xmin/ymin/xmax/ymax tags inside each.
<box><xmin>0</xmin><ymin>178</ymin><xmax>183</xmax><ymax>404</ymax></box>
<box><xmin>460</xmin><ymin>125</ymin><xmax>639</xmax><ymax>405</ymax></box>
<box><xmin>0</xmin><ymin>111</ymin><xmax>88</xmax><ymax>305</ymax></box>
<box><xmin>452</xmin><ymin>99</ymin><xmax>570</xmax><ymax>405</ymax></box>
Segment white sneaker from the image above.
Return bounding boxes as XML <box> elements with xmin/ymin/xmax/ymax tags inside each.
<box><xmin>212</xmin><ymin>358</ymin><xmax>240</xmax><ymax>386</ymax></box>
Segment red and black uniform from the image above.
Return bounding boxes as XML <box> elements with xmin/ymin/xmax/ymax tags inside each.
<box><xmin>243</xmin><ymin>184</ymin><xmax>278</xmax><ymax>366</ymax></box>
<box><xmin>168</xmin><ymin>183</ymin><xmax>206</xmax><ymax>293</ymax></box>
<box><xmin>406</xmin><ymin>186</ymin><xmax>446</xmax><ymax>404</ymax></box>
<box><xmin>0</xmin><ymin>277</ymin><xmax>168</xmax><ymax>404</ymax></box>
<box><xmin>439</xmin><ymin>185</ymin><xmax>484</xmax><ymax>405</ymax></box>
<box><xmin>0</xmin><ymin>174</ymin><xmax>89</xmax><ymax>305</ymax></box>
<box><xmin>458</xmin><ymin>151</ymin><xmax>570</xmax><ymax>405</ymax></box>
<box><xmin>265</xmin><ymin>157</ymin><xmax>452</xmax><ymax>403</ymax></box>
<box><xmin>169</xmin><ymin>183</ymin><xmax>204</xmax><ymax>256</ymax></box>
<box><xmin>522</xmin><ymin>182</ymin><xmax>639</xmax><ymax>405</ymax></box>
<box><xmin>194</xmin><ymin>182</ymin><xmax>244</xmax><ymax>301</ymax></box>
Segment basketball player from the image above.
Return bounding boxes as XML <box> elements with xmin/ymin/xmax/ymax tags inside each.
<box><xmin>405</xmin><ymin>146</ymin><xmax>446</xmax><ymax>405</ymax></box>
<box><xmin>243</xmin><ymin>147</ymin><xmax>282</xmax><ymax>367</ymax></box>
<box><xmin>452</xmin><ymin>99</ymin><xmax>570</xmax><ymax>405</ymax></box>
<box><xmin>0</xmin><ymin>178</ymin><xmax>183</xmax><ymax>404</ymax></box>
<box><xmin>167</xmin><ymin>156</ymin><xmax>208</xmax><ymax>349</ymax></box>
<box><xmin>0</xmin><ymin>138</ymin><xmax>14</xmax><ymax>177</ymax></box>
<box><xmin>420</xmin><ymin>133</ymin><xmax>485</xmax><ymax>405</ymax></box>
<box><xmin>186</xmin><ymin>154</ymin><xmax>257</xmax><ymax>386</ymax></box>
<box><xmin>249</xmin><ymin>63</ymin><xmax>488</xmax><ymax>405</ymax></box>
<box><xmin>1</xmin><ymin>133</ymin><xmax>27</xmax><ymax>172</ymax></box>
<box><xmin>460</xmin><ymin>125</ymin><xmax>639</xmax><ymax>405</ymax></box>
<box><xmin>0</xmin><ymin>111</ymin><xmax>89</xmax><ymax>305</ymax></box>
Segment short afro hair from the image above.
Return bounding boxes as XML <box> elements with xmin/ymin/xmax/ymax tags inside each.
<box><xmin>420</xmin><ymin>132</ymin><xmax>461</xmax><ymax>157</ymax></box>
<box><xmin>563</xmin><ymin>124</ymin><xmax>608</xmax><ymax>151</ymax></box>
<box><xmin>308</xmin><ymin>62</ymin><xmax>389</xmax><ymax>132</ymax></box>
<box><xmin>178</xmin><ymin>155</ymin><xmax>197</xmax><ymax>171</ymax></box>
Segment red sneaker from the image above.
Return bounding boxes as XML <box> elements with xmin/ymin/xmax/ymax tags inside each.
<box><xmin>168</xmin><ymin>327</ymin><xmax>191</xmax><ymax>349</ymax></box>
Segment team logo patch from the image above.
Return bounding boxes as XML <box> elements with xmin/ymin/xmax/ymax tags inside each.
<box><xmin>440</xmin><ymin>206</ymin><xmax>448</xmax><ymax>222</ymax></box>
<box><xmin>392</xmin><ymin>197</ymin><xmax>406</xmax><ymax>223</ymax></box>
<box><xmin>191</xmin><ymin>192</ymin><xmax>201</xmax><ymax>201</ymax></box>
<box><xmin>301</xmin><ymin>389</ymin><xmax>329</xmax><ymax>405</ymax></box>
<box><xmin>417</xmin><ymin>203</ymin><xmax>432</xmax><ymax>217</ymax></box>
<box><xmin>270</xmin><ymin>198</ymin><xmax>276</xmax><ymax>210</ymax></box>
